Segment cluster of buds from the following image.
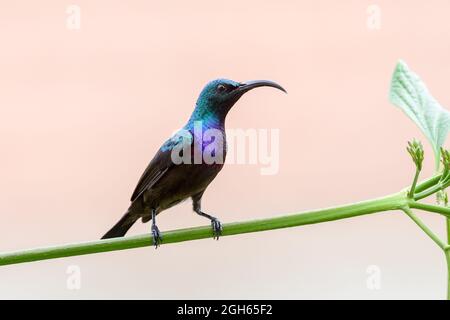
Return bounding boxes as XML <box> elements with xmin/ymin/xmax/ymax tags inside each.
<box><xmin>440</xmin><ymin>148</ymin><xmax>450</xmax><ymax>179</ymax></box>
<box><xmin>406</xmin><ymin>140</ymin><xmax>450</xmax><ymax>201</ymax></box>
<box><xmin>407</xmin><ymin>139</ymin><xmax>424</xmax><ymax>171</ymax></box>
<box><xmin>437</xmin><ymin>148</ymin><xmax>450</xmax><ymax>206</ymax></box>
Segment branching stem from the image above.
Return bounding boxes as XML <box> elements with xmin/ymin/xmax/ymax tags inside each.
<box><xmin>408</xmin><ymin>168</ymin><xmax>421</xmax><ymax>198</ymax></box>
<box><xmin>409</xmin><ymin>201</ymin><xmax>450</xmax><ymax>218</ymax></box>
<box><xmin>1</xmin><ymin>173</ymin><xmax>450</xmax><ymax>299</ymax></box>
<box><xmin>0</xmin><ymin>192</ymin><xmax>406</xmax><ymax>266</ymax></box>
<box><xmin>402</xmin><ymin>207</ymin><xmax>447</xmax><ymax>250</ymax></box>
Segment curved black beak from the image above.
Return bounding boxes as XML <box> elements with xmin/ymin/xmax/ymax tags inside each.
<box><xmin>237</xmin><ymin>80</ymin><xmax>287</xmax><ymax>94</ymax></box>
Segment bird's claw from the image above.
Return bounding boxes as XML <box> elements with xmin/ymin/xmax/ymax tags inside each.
<box><xmin>211</xmin><ymin>218</ymin><xmax>223</xmax><ymax>240</ymax></box>
<box><xmin>151</xmin><ymin>225</ymin><xmax>162</xmax><ymax>248</ymax></box>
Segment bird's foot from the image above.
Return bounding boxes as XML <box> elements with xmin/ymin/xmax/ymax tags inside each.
<box><xmin>151</xmin><ymin>225</ymin><xmax>162</xmax><ymax>248</ymax></box>
<box><xmin>211</xmin><ymin>218</ymin><xmax>223</xmax><ymax>240</ymax></box>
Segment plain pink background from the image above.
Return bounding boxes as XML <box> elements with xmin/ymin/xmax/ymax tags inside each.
<box><xmin>1</xmin><ymin>0</ymin><xmax>450</xmax><ymax>299</ymax></box>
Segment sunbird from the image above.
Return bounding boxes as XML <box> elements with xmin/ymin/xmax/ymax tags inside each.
<box><xmin>101</xmin><ymin>79</ymin><xmax>286</xmax><ymax>246</ymax></box>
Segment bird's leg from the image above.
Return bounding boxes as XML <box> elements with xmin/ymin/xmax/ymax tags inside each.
<box><xmin>199</xmin><ymin>211</ymin><xmax>222</xmax><ymax>240</ymax></box>
<box><xmin>150</xmin><ymin>208</ymin><xmax>162</xmax><ymax>248</ymax></box>
<box><xmin>192</xmin><ymin>194</ymin><xmax>223</xmax><ymax>240</ymax></box>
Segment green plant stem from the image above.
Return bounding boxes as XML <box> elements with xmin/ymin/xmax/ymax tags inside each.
<box><xmin>414</xmin><ymin>175</ymin><xmax>442</xmax><ymax>193</ymax></box>
<box><xmin>447</xmin><ymin>219</ymin><xmax>450</xmax><ymax>244</ymax></box>
<box><xmin>409</xmin><ymin>201</ymin><xmax>450</xmax><ymax>218</ymax></box>
<box><xmin>413</xmin><ymin>171</ymin><xmax>450</xmax><ymax>201</ymax></box>
<box><xmin>406</xmin><ymin>202</ymin><xmax>450</xmax><ymax>300</ymax></box>
<box><xmin>447</xmin><ymin>217</ymin><xmax>450</xmax><ymax>300</ymax></box>
<box><xmin>402</xmin><ymin>207</ymin><xmax>447</xmax><ymax>250</ymax></box>
<box><xmin>0</xmin><ymin>192</ymin><xmax>407</xmax><ymax>267</ymax></box>
<box><xmin>1</xmin><ymin>174</ymin><xmax>450</xmax><ymax>299</ymax></box>
<box><xmin>408</xmin><ymin>168</ymin><xmax>421</xmax><ymax>197</ymax></box>
<box><xmin>446</xmin><ymin>248</ymin><xmax>450</xmax><ymax>300</ymax></box>
<box><xmin>415</xmin><ymin>184</ymin><xmax>444</xmax><ymax>200</ymax></box>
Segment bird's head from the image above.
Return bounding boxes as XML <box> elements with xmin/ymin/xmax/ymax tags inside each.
<box><xmin>190</xmin><ymin>78</ymin><xmax>286</xmax><ymax>124</ymax></box>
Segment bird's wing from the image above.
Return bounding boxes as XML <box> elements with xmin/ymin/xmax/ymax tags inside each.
<box><xmin>130</xmin><ymin>133</ymin><xmax>186</xmax><ymax>202</ymax></box>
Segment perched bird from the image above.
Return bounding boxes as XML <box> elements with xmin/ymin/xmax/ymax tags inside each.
<box><xmin>101</xmin><ymin>79</ymin><xmax>286</xmax><ymax>246</ymax></box>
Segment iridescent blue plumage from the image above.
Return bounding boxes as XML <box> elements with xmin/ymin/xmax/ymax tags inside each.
<box><xmin>102</xmin><ymin>78</ymin><xmax>286</xmax><ymax>246</ymax></box>
<box><xmin>186</xmin><ymin>79</ymin><xmax>241</xmax><ymax>129</ymax></box>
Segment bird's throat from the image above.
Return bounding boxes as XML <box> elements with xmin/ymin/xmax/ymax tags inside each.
<box><xmin>187</xmin><ymin>104</ymin><xmax>227</xmax><ymax>131</ymax></box>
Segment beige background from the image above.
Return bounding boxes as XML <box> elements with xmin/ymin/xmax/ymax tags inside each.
<box><xmin>1</xmin><ymin>0</ymin><xmax>450</xmax><ymax>299</ymax></box>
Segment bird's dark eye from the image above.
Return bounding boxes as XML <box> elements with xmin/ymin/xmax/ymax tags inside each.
<box><xmin>217</xmin><ymin>84</ymin><xmax>227</xmax><ymax>93</ymax></box>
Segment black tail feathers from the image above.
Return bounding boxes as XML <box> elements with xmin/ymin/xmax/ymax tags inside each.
<box><xmin>101</xmin><ymin>211</ymin><xmax>139</xmax><ymax>239</ymax></box>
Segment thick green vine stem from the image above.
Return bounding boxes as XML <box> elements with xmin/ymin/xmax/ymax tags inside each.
<box><xmin>2</xmin><ymin>141</ymin><xmax>450</xmax><ymax>299</ymax></box>
<box><xmin>0</xmin><ymin>192</ymin><xmax>407</xmax><ymax>266</ymax></box>
<box><xmin>445</xmin><ymin>249</ymin><xmax>450</xmax><ymax>300</ymax></box>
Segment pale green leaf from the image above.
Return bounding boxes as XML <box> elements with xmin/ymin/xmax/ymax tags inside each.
<box><xmin>389</xmin><ymin>60</ymin><xmax>450</xmax><ymax>167</ymax></box>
